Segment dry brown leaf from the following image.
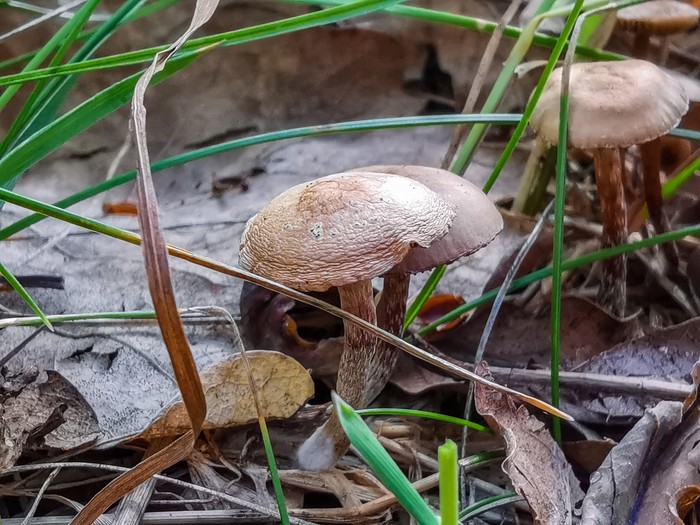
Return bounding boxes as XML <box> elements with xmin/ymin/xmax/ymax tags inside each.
<box><xmin>670</xmin><ymin>485</ymin><xmax>700</xmax><ymax>524</ymax></box>
<box><xmin>631</xmin><ymin>401</ymin><xmax>700</xmax><ymax>524</ymax></box>
<box><xmin>0</xmin><ymin>370</ymin><xmax>99</xmax><ymax>470</ymax></box>
<box><xmin>72</xmin><ymin>1</ymin><xmax>217</xmax><ymax>522</ymax></box>
<box><xmin>141</xmin><ymin>351</ymin><xmax>313</xmax><ymax>438</ymax></box>
<box><xmin>580</xmin><ymin>401</ymin><xmax>683</xmax><ymax>525</ymax></box>
<box><xmin>475</xmin><ymin>362</ymin><xmax>583</xmax><ymax>525</ymax></box>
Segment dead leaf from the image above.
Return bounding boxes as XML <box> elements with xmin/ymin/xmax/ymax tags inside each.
<box><xmin>577</xmin><ymin>318</ymin><xmax>700</xmax><ymax>381</ymax></box>
<box><xmin>141</xmin><ymin>351</ymin><xmax>313</xmax><ymax>438</ymax></box>
<box><xmin>562</xmin><ymin>439</ymin><xmax>616</xmax><ymax>475</ymax></box>
<box><xmin>0</xmin><ymin>370</ymin><xmax>99</xmax><ymax>470</ymax></box>
<box><xmin>580</xmin><ymin>400</ymin><xmax>683</xmax><ymax>525</ymax></box>
<box><xmin>475</xmin><ymin>362</ymin><xmax>583</xmax><ymax>525</ymax></box>
<box><xmin>631</xmin><ymin>401</ymin><xmax>700</xmax><ymax>524</ymax></box>
<box><xmin>670</xmin><ymin>485</ymin><xmax>700</xmax><ymax>524</ymax></box>
<box><xmin>437</xmin><ymin>296</ymin><xmax>627</xmax><ymax>367</ymax></box>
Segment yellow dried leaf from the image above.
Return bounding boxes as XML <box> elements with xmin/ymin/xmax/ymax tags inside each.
<box><xmin>141</xmin><ymin>351</ymin><xmax>313</xmax><ymax>438</ymax></box>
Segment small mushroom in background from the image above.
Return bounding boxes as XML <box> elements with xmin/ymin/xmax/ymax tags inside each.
<box><xmin>615</xmin><ymin>0</ymin><xmax>699</xmax><ymax>63</ymax></box>
<box><xmin>239</xmin><ymin>172</ymin><xmax>455</xmax><ymax>470</ymax></box>
<box><xmin>349</xmin><ymin>165</ymin><xmax>503</xmax><ymax>401</ymax></box>
<box><xmin>530</xmin><ymin>59</ymin><xmax>689</xmax><ymax>317</ymax></box>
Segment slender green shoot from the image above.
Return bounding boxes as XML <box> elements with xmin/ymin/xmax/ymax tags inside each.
<box><xmin>333</xmin><ymin>393</ymin><xmax>439</xmax><ymax>525</ymax></box>
<box><xmin>356</xmin><ymin>408</ymin><xmax>490</xmax><ymax>433</ymax></box>
<box><xmin>0</xmin><ymin>0</ymin><xmax>179</xmax><ymax>72</ymax></box>
<box><xmin>449</xmin><ymin>0</ymin><xmax>610</xmax><ymax>175</ymax></box>
<box><xmin>459</xmin><ymin>493</ymin><xmax>522</xmax><ymax>521</ymax></box>
<box><xmin>416</xmin><ymin>222</ymin><xmax>700</xmax><ymax>334</ymax></box>
<box><xmin>0</xmin><ymin>0</ymin><xmax>408</xmax><ymax>87</ymax></box>
<box><xmin>0</xmin><ymin>262</ymin><xmax>52</xmax><ymax>329</ymax></box>
<box><xmin>258</xmin><ymin>418</ymin><xmax>289</xmax><ymax>525</ymax></box>
<box><xmin>439</xmin><ymin>440</ymin><xmax>459</xmax><ymax>525</ymax></box>
<box><xmin>403</xmin><ymin>264</ymin><xmax>446</xmax><ymax>330</ymax></box>
<box><xmin>284</xmin><ymin>0</ymin><xmax>623</xmax><ymax>61</ymax></box>
<box><xmin>0</xmin><ymin>113</ymin><xmax>521</xmax><ymax>238</ymax></box>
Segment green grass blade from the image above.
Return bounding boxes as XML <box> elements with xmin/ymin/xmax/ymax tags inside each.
<box><xmin>333</xmin><ymin>392</ymin><xmax>439</xmax><ymax>525</ymax></box>
<box><xmin>663</xmin><ymin>155</ymin><xmax>700</xmax><ymax>199</ymax></box>
<box><xmin>0</xmin><ymin>0</ymin><xmax>105</xmax><ymax>156</ymax></box>
<box><xmin>459</xmin><ymin>493</ymin><xmax>522</xmax><ymax>520</ymax></box>
<box><xmin>0</xmin><ymin>49</ymin><xmax>203</xmax><ymax>186</ymax></box>
<box><xmin>416</xmin><ymin>223</ymin><xmax>700</xmax><ymax>334</ymax></box>
<box><xmin>5</xmin><ymin>0</ymin><xmax>147</xmax><ymax>153</ymax></box>
<box><xmin>0</xmin><ymin>0</ymin><xmax>98</xmax><ymax>113</ymax></box>
<box><xmin>0</xmin><ymin>261</ymin><xmax>52</xmax><ymax>329</ymax></box>
<box><xmin>0</xmin><ymin>0</ymin><xmax>178</xmax><ymax>73</ymax></box>
<box><xmin>0</xmin><ymin>187</ymin><xmax>696</xmax><ymax>338</ymax></box>
<box><xmin>0</xmin><ymin>0</ymin><xmax>409</xmax><ymax>87</ymax></box>
<box><xmin>450</xmin><ymin>0</ymin><xmax>609</xmax><ymax>175</ymax></box>
<box><xmin>285</xmin><ymin>0</ymin><xmax>622</xmax><ymax>61</ymax></box>
<box><xmin>403</xmin><ymin>263</ymin><xmax>446</xmax><ymax>330</ymax></box>
<box><xmin>258</xmin><ymin>418</ymin><xmax>289</xmax><ymax>525</ymax></box>
<box><xmin>0</xmin><ymin>113</ymin><xmax>521</xmax><ymax>238</ymax></box>
<box><xmin>356</xmin><ymin>408</ymin><xmax>490</xmax><ymax>433</ymax></box>
<box><xmin>439</xmin><ymin>440</ymin><xmax>459</xmax><ymax>525</ymax></box>
<box><xmin>481</xmin><ymin>0</ymin><xmax>586</xmax><ymax>194</ymax></box>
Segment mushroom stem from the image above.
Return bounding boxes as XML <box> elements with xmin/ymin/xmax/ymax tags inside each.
<box><xmin>365</xmin><ymin>272</ymin><xmax>410</xmax><ymax>404</ymax></box>
<box><xmin>512</xmin><ymin>136</ymin><xmax>552</xmax><ymax>215</ymax></box>
<box><xmin>593</xmin><ymin>148</ymin><xmax>628</xmax><ymax>317</ymax></box>
<box><xmin>296</xmin><ymin>280</ymin><xmax>377</xmax><ymax>470</ymax></box>
<box><xmin>632</xmin><ymin>31</ymin><xmax>651</xmax><ymax>58</ymax></box>
<box><xmin>335</xmin><ymin>280</ymin><xmax>378</xmax><ymax>407</ymax></box>
<box><xmin>640</xmin><ymin>138</ymin><xmax>679</xmax><ymax>265</ymax></box>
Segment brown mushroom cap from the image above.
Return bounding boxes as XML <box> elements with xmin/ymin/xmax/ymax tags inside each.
<box><xmin>349</xmin><ymin>165</ymin><xmax>503</xmax><ymax>274</ymax></box>
<box><xmin>530</xmin><ymin>60</ymin><xmax>689</xmax><ymax>149</ymax></box>
<box><xmin>239</xmin><ymin>172</ymin><xmax>455</xmax><ymax>291</ymax></box>
<box><xmin>617</xmin><ymin>0</ymin><xmax>699</xmax><ymax>34</ymax></box>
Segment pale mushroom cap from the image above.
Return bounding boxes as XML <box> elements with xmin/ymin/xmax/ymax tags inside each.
<box><xmin>239</xmin><ymin>172</ymin><xmax>455</xmax><ymax>291</ymax></box>
<box><xmin>617</xmin><ymin>0</ymin><xmax>699</xmax><ymax>34</ymax></box>
<box><xmin>349</xmin><ymin>165</ymin><xmax>503</xmax><ymax>274</ymax></box>
<box><xmin>664</xmin><ymin>67</ymin><xmax>700</xmax><ymax>102</ymax></box>
<box><xmin>530</xmin><ymin>60</ymin><xmax>689</xmax><ymax>149</ymax></box>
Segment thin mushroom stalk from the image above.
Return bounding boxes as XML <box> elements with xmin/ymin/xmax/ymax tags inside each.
<box><xmin>640</xmin><ymin>138</ymin><xmax>679</xmax><ymax>265</ymax></box>
<box><xmin>365</xmin><ymin>272</ymin><xmax>410</xmax><ymax>404</ymax></box>
<box><xmin>592</xmin><ymin>148</ymin><xmax>628</xmax><ymax>317</ymax></box>
<box><xmin>297</xmin><ymin>280</ymin><xmax>378</xmax><ymax>469</ymax></box>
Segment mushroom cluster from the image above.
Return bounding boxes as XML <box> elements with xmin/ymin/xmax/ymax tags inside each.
<box><xmin>530</xmin><ymin>59</ymin><xmax>689</xmax><ymax>316</ymax></box>
<box><xmin>239</xmin><ymin>167</ymin><xmax>502</xmax><ymax>470</ymax></box>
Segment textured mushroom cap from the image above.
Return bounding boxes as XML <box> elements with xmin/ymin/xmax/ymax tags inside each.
<box><xmin>349</xmin><ymin>165</ymin><xmax>503</xmax><ymax>274</ymax></box>
<box><xmin>530</xmin><ymin>60</ymin><xmax>689</xmax><ymax>149</ymax></box>
<box><xmin>617</xmin><ymin>0</ymin><xmax>698</xmax><ymax>34</ymax></box>
<box><xmin>239</xmin><ymin>172</ymin><xmax>455</xmax><ymax>291</ymax></box>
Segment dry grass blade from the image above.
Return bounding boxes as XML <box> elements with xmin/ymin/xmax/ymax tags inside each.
<box><xmin>72</xmin><ymin>1</ymin><xmax>219</xmax><ymax>522</ymax></box>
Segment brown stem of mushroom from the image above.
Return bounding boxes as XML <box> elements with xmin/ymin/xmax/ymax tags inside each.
<box><xmin>641</xmin><ymin>138</ymin><xmax>679</xmax><ymax>266</ymax></box>
<box><xmin>296</xmin><ymin>280</ymin><xmax>377</xmax><ymax>469</ymax></box>
<box><xmin>632</xmin><ymin>31</ymin><xmax>651</xmax><ymax>59</ymax></box>
<box><xmin>365</xmin><ymin>272</ymin><xmax>410</xmax><ymax>404</ymax></box>
<box><xmin>593</xmin><ymin>148</ymin><xmax>627</xmax><ymax>317</ymax></box>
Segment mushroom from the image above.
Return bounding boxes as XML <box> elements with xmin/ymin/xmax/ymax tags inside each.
<box><xmin>239</xmin><ymin>172</ymin><xmax>455</xmax><ymax>470</ymax></box>
<box><xmin>530</xmin><ymin>59</ymin><xmax>689</xmax><ymax>316</ymax></box>
<box><xmin>349</xmin><ymin>165</ymin><xmax>503</xmax><ymax>401</ymax></box>
<box><xmin>616</xmin><ymin>0</ymin><xmax>699</xmax><ymax>63</ymax></box>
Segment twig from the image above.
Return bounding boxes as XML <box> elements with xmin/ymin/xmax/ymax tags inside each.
<box><xmin>20</xmin><ymin>467</ymin><xmax>62</xmax><ymax>525</ymax></box>
<box><xmin>0</xmin><ymin>0</ymin><xmax>88</xmax><ymax>42</ymax></box>
<box><xmin>1</xmin><ymin>462</ymin><xmax>314</xmax><ymax>525</ymax></box>
<box><xmin>489</xmin><ymin>365</ymin><xmax>692</xmax><ymax>400</ymax></box>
